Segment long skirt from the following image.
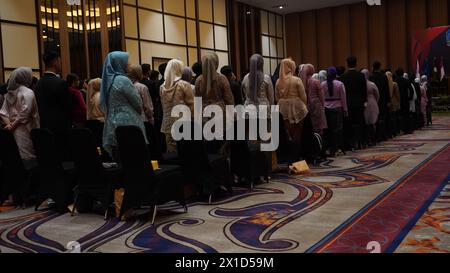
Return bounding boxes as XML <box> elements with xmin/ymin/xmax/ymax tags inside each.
<box><xmin>283</xmin><ymin>119</ymin><xmax>304</xmax><ymax>163</ymax></box>
<box><xmin>325</xmin><ymin>107</ymin><xmax>344</xmax><ymax>154</ymax></box>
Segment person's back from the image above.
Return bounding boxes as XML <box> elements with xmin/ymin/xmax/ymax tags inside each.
<box><xmin>370</xmin><ymin>70</ymin><xmax>390</xmax><ymax>112</ymax></box>
<box><xmin>340</xmin><ymin>69</ymin><xmax>367</xmax><ymax>109</ymax></box>
<box><xmin>35</xmin><ymin>52</ymin><xmax>71</xmax><ymax>132</ymax></box>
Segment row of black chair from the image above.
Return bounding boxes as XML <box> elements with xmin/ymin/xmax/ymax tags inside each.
<box><xmin>1</xmin><ymin>121</ymin><xmax>272</xmax><ymax>223</ymax></box>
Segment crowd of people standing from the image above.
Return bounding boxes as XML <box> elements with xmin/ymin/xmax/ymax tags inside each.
<box><xmin>0</xmin><ymin>50</ymin><xmax>433</xmax><ymax>179</ymax></box>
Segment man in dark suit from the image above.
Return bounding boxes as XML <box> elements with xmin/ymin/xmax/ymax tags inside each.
<box><xmin>220</xmin><ymin>65</ymin><xmax>244</xmax><ymax>106</ymax></box>
<box><xmin>340</xmin><ymin>56</ymin><xmax>368</xmax><ymax>150</ymax></box>
<box><xmin>370</xmin><ymin>61</ymin><xmax>391</xmax><ymax>141</ymax></box>
<box><xmin>35</xmin><ymin>51</ymin><xmax>72</xmax><ymax>160</ymax></box>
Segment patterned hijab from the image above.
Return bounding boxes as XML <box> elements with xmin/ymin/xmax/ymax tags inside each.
<box><xmin>277</xmin><ymin>58</ymin><xmax>296</xmax><ymax>95</ymax></box>
<box><xmin>248</xmin><ymin>54</ymin><xmax>265</xmax><ymax>103</ymax></box>
<box><xmin>386</xmin><ymin>71</ymin><xmax>394</xmax><ymax>97</ymax></box>
<box><xmin>299</xmin><ymin>64</ymin><xmax>315</xmax><ymax>91</ymax></box>
<box><xmin>6</xmin><ymin>67</ymin><xmax>33</xmax><ymax>104</ymax></box>
<box><xmin>318</xmin><ymin>70</ymin><xmax>327</xmax><ymax>83</ymax></box>
<box><xmin>361</xmin><ymin>69</ymin><xmax>370</xmax><ymax>81</ymax></box>
<box><xmin>201</xmin><ymin>52</ymin><xmax>219</xmax><ymax>96</ymax></box>
<box><xmin>100</xmin><ymin>51</ymin><xmax>129</xmax><ymax>111</ymax></box>
<box><xmin>163</xmin><ymin>59</ymin><xmax>184</xmax><ymax>90</ymax></box>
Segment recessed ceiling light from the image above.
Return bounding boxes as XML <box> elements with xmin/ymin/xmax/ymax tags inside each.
<box><xmin>273</xmin><ymin>4</ymin><xmax>286</xmax><ymax>10</ymax></box>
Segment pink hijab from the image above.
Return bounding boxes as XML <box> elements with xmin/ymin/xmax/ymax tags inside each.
<box><xmin>299</xmin><ymin>64</ymin><xmax>315</xmax><ymax>91</ymax></box>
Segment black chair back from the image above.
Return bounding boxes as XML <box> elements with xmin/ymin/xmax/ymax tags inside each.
<box><xmin>0</xmin><ymin>129</ymin><xmax>27</xmax><ymax>203</ymax></box>
<box><xmin>116</xmin><ymin>126</ymin><xmax>156</xmax><ymax>217</ymax></box>
<box><xmin>85</xmin><ymin>120</ymin><xmax>112</xmax><ymax>162</ymax></box>
<box><xmin>69</xmin><ymin>128</ymin><xmax>105</xmax><ymax>187</ymax></box>
<box><xmin>31</xmin><ymin>128</ymin><xmax>71</xmax><ymax>212</ymax></box>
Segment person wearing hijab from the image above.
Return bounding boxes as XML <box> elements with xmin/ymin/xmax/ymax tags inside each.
<box><xmin>0</xmin><ymin>83</ymin><xmax>7</xmax><ymax>117</ymax></box>
<box><xmin>0</xmin><ymin>67</ymin><xmax>40</xmax><ymax>160</ymax></box>
<box><xmin>419</xmin><ymin>77</ymin><xmax>428</xmax><ymax>127</ymax></box>
<box><xmin>386</xmin><ymin>71</ymin><xmax>400</xmax><ymax>136</ymax></box>
<box><xmin>86</xmin><ymin>78</ymin><xmax>105</xmax><ymax>122</ymax></box>
<box><xmin>195</xmin><ymin>52</ymin><xmax>234</xmax><ymax>112</ymax></box>
<box><xmin>421</xmin><ymin>75</ymin><xmax>431</xmax><ymax>126</ymax></box>
<box><xmin>128</xmin><ymin>65</ymin><xmax>155</xmax><ymax>125</ymax></box>
<box><xmin>299</xmin><ymin>64</ymin><xmax>327</xmax><ymax>135</ymax></box>
<box><xmin>321</xmin><ymin>67</ymin><xmax>348</xmax><ymax>157</ymax></box>
<box><xmin>241</xmin><ymin>54</ymin><xmax>275</xmax><ymax>111</ymax></box>
<box><xmin>362</xmin><ymin>69</ymin><xmax>380</xmax><ymax>146</ymax></box>
<box><xmin>369</xmin><ymin>62</ymin><xmax>391</xmax><ymax>141</ymax></box>
<box><xmin>182</xmin><ymin>66</ymin><xmax>196</xmax><ymax>94</ymax></box>
<box><xmin>318</xmin><ymin>70</ymin><xmax>327</xmax><ymax>83</ymax></box>
<box><xmin>161</xmin><ymin>59</ymin><xmax>195</xmax><ymax>153</ymax></box>
<box><xmin>413</xmin><ymin>77</ymin><xmax>423</xmax><ymax>129</ymax></box>
<box><xmin>275</xmin><ymin>58</ymin><xmax>308</xmax><ymax>161</ymax></box>
<box><xmin>101</xmin><ymin>51</ymin><xmax>146</xmax><ymax>158</ymax></box>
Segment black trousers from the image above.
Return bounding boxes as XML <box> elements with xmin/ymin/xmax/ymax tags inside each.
<box><xmin>325</xmin><ymin>108</ymin><xmax>344</xmax><ymax>154</ymax></box>
<box><xmin>347</xmin><ymin>107</ymin><xmax>365</xmax><ymax>148</ymax></box>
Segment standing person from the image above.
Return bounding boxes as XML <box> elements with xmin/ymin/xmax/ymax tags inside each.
<box><xmin>275</xmin><ymin>58</ymin><xmax>308</xmax><ymax>162</ymax></box>
<box><xmin>299</xmin><ymin>64</ymin><xmax>327</xmax><ymax>135</ymax></box>
<box><xmin>362</xmin><ymin>69</ymin><xmax>380</xmax><ymax>146</ymax></box>
<box><xmin>370</xmin><ymin>62</ymin><xmax>391</xmax><ymax>141</ymax></box>
<box><xmin>421</xmin><ymin>76</ymin><xmax>431</xmax><ymax>126</ymax></box>
<box><xmin>35</xmin><ymin>51</ymin><xmax>72</xmax><ymax>160</ymax></box>
<box><xmin>413</xmin><ymin>77</ymin><xmax>423</xmax><ymax>129</ymax></box>
<box><xmin>271</xmin><ymin>64</ymin><xmax>281</xmax><ymax>90</ymax></box>
<box><xmin>182</xmin><ymin>67</ymin><xmax>196</xmax><ymax>93</ymax></box>
<box><xmin>419</xmin><ymin>77</ymin><xmax>428</xmax><ymax>126</ymax></box>
<box><xmin>221</xmin><ymin>65</ymin><xmax>243</xmax><ymax>106</ymax></box>
<box><xmin>421</xmin><ymin>75</ymin><xmax>432</xmax><ymax>126</ymax></box>
<box><xmin>191</xmin><ymin>62</ymin><xmax>202</xmax><ymax>85</ymax></box>
<box><xmin>0</xmin><ymin>83</ymin><xmax>7</xmax><ymax>113</ymax></box>
<box><xmin>86</xmin><ymin>78</ymin><xmax>104</xmax><ymax>122</ymax></box>
<box><xmin>101</xmin><ymin>51</ymin><xmax>146</xmax><ymax>158</ymax></box>
<box><xmin>195</xmin><ymin>52</ymin><xmax>234</xmax><ymax>113</ymax></box>
<box><xmin>66</xmin><ymin>73</ymin><xmax>87</xmax><ymax>128</ymax></box>
<box><xmin>386</xmin><ymin>71</ymin><xmax>401</xmax><ymax>136</ymax></box>
<box><xmin>241</xmin><ymin>54</ymin><xmax>275</xmax><ymax>113</ymax></box>
<box><xmin>195</xmin><ymin>53</ymin><xmax>234</xmax><ymax>153</ymax></box>
<box><xmin>128</xmin><ymin>65</ymin><xmax>154</xmax><ymax>125</ymax></box>
<box><xmin>318</xmin><ymin>70</ymin><xmax>327</xmax><ymax>83</ymax></box>
<box><xmin>395</xmin><ymin>69</ymin><xmax>413</xmax><ymax>134</ymax></box>
<box><xmin>160</xmin><ymin>59</ymin><xmax>195</xmax><ymax>153</ymax></box>
<box><xmin>0</xmin><ymin>67</ymin><xmax>40</xmax><ymax>160</ymax></box>
<box><xmin>321</xmin><ymin>67</ymin><xmax>348</xmax><ymax>157</ymax></box>
<box><xmin>340</xmin><ymin>56</ymin><xmax>367</xmax><ymax>150</ymax></box>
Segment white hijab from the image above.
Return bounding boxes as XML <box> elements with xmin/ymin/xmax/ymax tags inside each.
<box><xmin>163</xmin><ymin>59</ymin><xmax>184</xmax><ymax>90</ymax></box>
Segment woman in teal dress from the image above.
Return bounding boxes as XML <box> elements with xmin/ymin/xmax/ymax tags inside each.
<box><xmin>100</xmin><ymin>51</ymin><xmax>147</xmax><ymax>158</ymax></box>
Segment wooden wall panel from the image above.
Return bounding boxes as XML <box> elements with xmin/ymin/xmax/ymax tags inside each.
<box><xmin>406</xmin><ymin>0</ymin><xmax>427</xmax><ymax>67</ymax></box>
<box><xmin>284</xmin><ymin>0</ymin><xmax>449</xmax><ymax>72</ymax></box>
<box><xmin>368</xmin><ymin>4</ymin><xmax>388</xmax><ymax>69</ymax></box>
<box><xmin>316</xmin><ymin>8</ymin><xmax>333</xmax><ymax>69</ymax></box>
<box><xmin>427</xmin><ymin>0</ymin><xmax>448</xmax><ymax>27</ymax></box>
<box><xmin>299</xmin><ymin>11</ymin><xmax>317</xmax><ymax>66</ymax></box>
<box><xmin>285</xmin><ymin>13</ymin><xmax>301</xmax><ymax>65</ymax></box>
<box><xmin>332</xmin><ymin>6</ymin><xmax>351</xmax><ymax>68</ymax></box>
<box><xmin>349</xmin><ymin>3</ymin><xmax>368</xmax><ymax>69</ymax></box>
<box><xmin>387</xmin><ymin>0</ymin><xmax>407</xmax><ymax>70</ymax></box>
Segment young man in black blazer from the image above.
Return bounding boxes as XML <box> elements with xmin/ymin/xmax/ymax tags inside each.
<box><xmin>339</xmin><ymin>56</ymin><xmax>368</xmax><ymax>150</ymax></box>
<box><xmin>34</xmin><ymin>51</ymin><xmax>72</xmax><ymax>161</ymax></box>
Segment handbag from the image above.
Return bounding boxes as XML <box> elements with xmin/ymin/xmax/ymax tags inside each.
<box><xmin>289</xmin><ymin>160</ymin><xmax>310</xmax><ymax>175</ymax></box>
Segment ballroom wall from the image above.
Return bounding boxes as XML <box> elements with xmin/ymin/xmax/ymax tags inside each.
<box><xmin>285</xmin><ymin>0</ymin><xmax>450</xmax><ymax>71</ymax></box>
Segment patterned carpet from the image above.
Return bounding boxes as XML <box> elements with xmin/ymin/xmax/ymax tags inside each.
<box><xmin>1</xmin><ymin>117</ymin><xmax>449</xmax><ymax>253</ymax></box>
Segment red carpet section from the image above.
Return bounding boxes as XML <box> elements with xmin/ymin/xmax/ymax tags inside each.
<box><xmin>314</xmin><ymin>144</ymin><xmax>450</xmax><ymax>253</ymax></box>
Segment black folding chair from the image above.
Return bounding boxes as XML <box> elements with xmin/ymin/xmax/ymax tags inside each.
<box><xmin>116</xmin><ymin>126</ymin><xmax>186</xmax><ymax>224</ymax></box>
<box><xmin>0</xmin><ymin>129</ymin><xmax>37</xmax><ymax>205</ymax></box>
<box><xmin>230</xmin><ymin>120</ymin><xmax>270</xmax><ymax>191</ymax></box>
<box><xmin>31</xmin><ymin>129</ymin><xmax>75</xmax><ymax>213</ymax></box>
<box><xmin>85</xmin><ymin>120</ymin><xmax>111</xmax><ymax>162</ymax></box>
<box><xmin>69</xmin><ymin>128</ymin><xmax>118</xmax><ymax>218</ymax></box>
